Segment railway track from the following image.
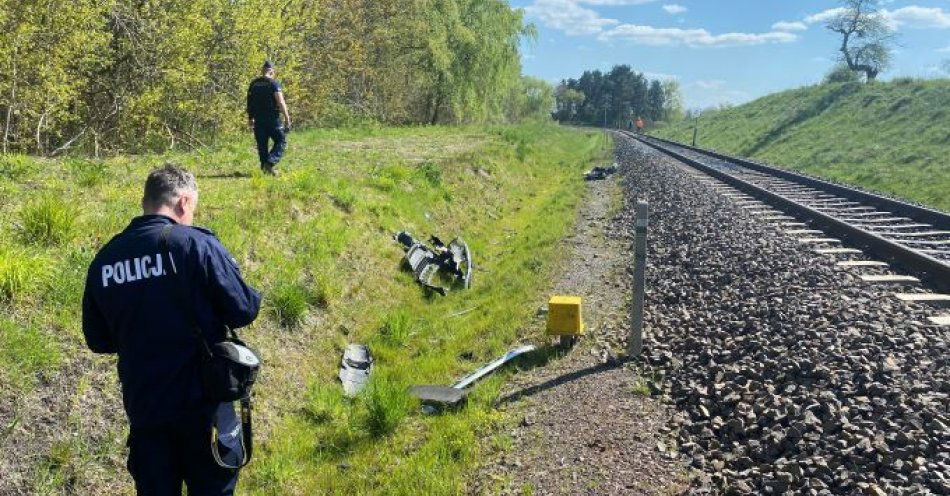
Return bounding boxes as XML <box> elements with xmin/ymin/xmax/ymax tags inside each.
<box><xmin>622</xmin><ymin>131</ymin><xmax>950</xmax><ymax>324</ymax></box>
<box><xmin>624</xmin><ymin>131</ymin><xmax>949</xmax><ymax>285</ymax></box>
<box><xmin>612</xmin><ymin>132</ymin><xmax>950</xmax><ymax>495</ymax></box>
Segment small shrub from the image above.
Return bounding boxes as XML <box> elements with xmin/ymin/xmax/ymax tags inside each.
<box><xmin>370</xmin><ymin>176</ymin><xmax>396</xmax><ymax>192</ymax></box>
<box><xmin>0</xmin><ymin>247</ymin><xmax>39</xmax><ymax>301</ymax></box>
<box><xmin>823</xmin><ymin>64</ymin><xmax>862</xmax><ymax>85</ymax></box>
<box><xmin>331</xmin><ymin>189</ymin><xmax>357</xmax><ymax>213</ymax></box>
<box><xmin>359</xmin><ymin>376</ymin><xmax>411</xmax><ymax>438</ymax></box>
<box><xmin>379</xmin><ymin>310</ymin><xmax>413</xmax><ymax>346</ymax></box>
<box><xmin>20</xmin><ymin>195</ymin><xmax>75</xmax><ymax>246</ymax></box>
<box><xmin>304</xmin><ymin>383</ymin><xmax>347</xmax><ymax>425</ymax></box>
<box><xmin>0</xmin><ymin>154</ymin><xmax>38</xmax><ymax>179</ymax></box>
<box><xmin>418</xmin><ymin>161</ymin><xmax>442</xmax><ymax>186</ymax></box>
<box><xmin>515</xmin><ymin>140</ymin><xmax>532</xmax><ymax>161</ymax></box>
<box><xmin>270</xmin><ymin>283</ymin><xmax>311</xmax><ymax>327</ymax></box>
<box><xmin>68</xmin><ymin>159</ymin><xmax>107</xmax><ymax>187</ymax></box>
<box><xmin>312</xmin><ymin>272</ymin><xmax>340</xmax><ymax>309</ymax></box>
<box><xmin>381</xmin><ymin>164</ymin><xmax>411</xmax><ymax>182</ymax></box>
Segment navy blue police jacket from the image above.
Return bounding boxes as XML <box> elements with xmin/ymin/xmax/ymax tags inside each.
<box><xmin>246</xmin><ymin>77</ymin><xmax>282</xmax><ymax>125</ymax></box>
<box><xmin>82</xmin><ymin>215</ymin><xmax>261</xmax><ymax>429</ymax></box>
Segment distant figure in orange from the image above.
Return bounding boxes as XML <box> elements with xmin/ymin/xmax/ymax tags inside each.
<box><xmin>635</xmin><ymin>116</ymin><xmax>645</xmax><ymax>133</ymax></box>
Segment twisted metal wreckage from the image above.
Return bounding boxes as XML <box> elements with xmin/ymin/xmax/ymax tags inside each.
<box><xmin>393</xmin><ymin>231</ymin><xmax>472</xmax><ymax>295</ymax></box>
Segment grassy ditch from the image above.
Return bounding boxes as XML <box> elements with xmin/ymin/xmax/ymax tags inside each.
<box><xmin>653</xmin><ymin>79</ymin><xmax>950</xmax><ymax>211</ymax></box>
<box><xmin>0</xmin><ymin>123</ymin><xmax>608</xmax><ymax>494</ymax></box>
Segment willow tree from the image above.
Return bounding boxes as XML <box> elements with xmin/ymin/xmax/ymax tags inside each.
<box><xmin>417</xmin><ymin>0</ymin><xmax>528</xmax><ymax>124</ymax></box>
<box><xmin>826</xmin><ymin>0</ymin><xmax>894</xmax><ymax>82</ymax></box>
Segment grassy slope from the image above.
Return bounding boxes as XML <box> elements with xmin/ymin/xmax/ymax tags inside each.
<box><xmin>653</xmin><ymin>79</ymin><xmax>950</xmax><ymax>211</ymax></box>
<box><xmin>0</xmin><ymin>124</ymin><xmax>608</xmax><ymax>495</ymax></box>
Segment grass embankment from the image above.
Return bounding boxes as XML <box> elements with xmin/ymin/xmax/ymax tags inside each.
<box><xmin>653</xmin><ymin>79</ymin><xmax>950</xmax><ymax>211</ymax></box>
<box><xmin>0</xmin><ymin>124</ymin><xmax>608</xmax><ymax>495</ymax></box>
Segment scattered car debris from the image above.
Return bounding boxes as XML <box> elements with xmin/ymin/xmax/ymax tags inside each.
<box><xmin>409</xmin><ymin>345</ymin><xmax>537</xmax><ymax>409</ymax></box>
<box><xmin>338</xmin><ymin>344</ymin><xmax>373</xmax><ymax>397</ymax></box>
<box><xmin>394</xmin><ymin>231</ymin><xmax>472</xmax><ymax>295</ymax></box>
<box><xmin>584</xmin><ymin>163</ymin><xmax>618</xmax><ymax>181</ymax></box>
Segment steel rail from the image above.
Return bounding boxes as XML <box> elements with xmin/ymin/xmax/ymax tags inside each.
<box><xmin>623</xmin><ymin>131</ymin><xmax>950</xmax><ymax>290</ymax></box>
<box><xmin>641</xmin><ymin>134</ymin><xmax>950</xmax><ymax>231</ymax></box>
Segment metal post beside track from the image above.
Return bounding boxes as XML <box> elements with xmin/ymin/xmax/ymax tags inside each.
<box><xmin>629</xmin><ymin>201</ymin><xmax>649</xmax><ymax>358</ymax></box>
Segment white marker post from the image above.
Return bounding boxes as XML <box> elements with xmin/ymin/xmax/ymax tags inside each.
<box><xmin>629</xmin><ymin>201</ymin><xmax>649</xmax><ymax>358</ymax></box>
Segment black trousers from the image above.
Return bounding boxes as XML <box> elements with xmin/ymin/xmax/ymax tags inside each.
<box><xmin>127</xmin><ymin>414</ymin><xmax>239</xmax><ymax>496</ymax></box>
<box><xmin>253</xmin><ymin>122</ymin><xmax>285</xmax><ymax>167</ymax></box>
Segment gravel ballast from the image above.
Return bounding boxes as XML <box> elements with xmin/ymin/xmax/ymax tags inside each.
<box><xmin>472</xmin><ymin>168</ymin><xmax>688</xmax><ymax>495</ymax></box>
<box><xmin>613</xmin><ymin>134</ymin><xmax>950</xmax><ymax>495</ymax></box>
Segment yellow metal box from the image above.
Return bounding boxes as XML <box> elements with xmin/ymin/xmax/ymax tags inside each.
<box><xmin>546</xmin><ymin>296</ymin><xmax>584</xmax><ymax>336</ymax></box>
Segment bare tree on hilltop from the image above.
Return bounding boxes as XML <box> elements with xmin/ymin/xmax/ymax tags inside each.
<box><xmin>826</xmin><ymin>0</ymin><xmax>895</xmax><ymax>82</ymax></box>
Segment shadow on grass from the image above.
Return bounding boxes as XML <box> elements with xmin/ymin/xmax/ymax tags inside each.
<box><xmin>197</xmin><ymin>171</ymin><xmax>252</xmax><ymax>179</ymax></box>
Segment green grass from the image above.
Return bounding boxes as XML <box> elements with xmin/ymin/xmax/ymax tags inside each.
<box><xmin>269</xmin><ymin>283</ymin><xmax>314</xmax><ymax>328</ymax></box>
<box><xmin>0</xmin><ymin>122</ymin><xmax>607</xmax><ymax>495</ymax></box>
<box><xmin>654</xmin><ymin>78</ymin><xmax>950</xmax><ymax>211</ymax></box>
<box><xmin>20</xmin><ymin>195</ymin><xmax>76</xmax><ymax>246</ymax></box>
<box><xmin>0</xmin><ymin>318</ymin><xmax>61</xmax><ymax>391</ymax></box>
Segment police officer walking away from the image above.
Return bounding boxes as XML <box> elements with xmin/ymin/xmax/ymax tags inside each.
<box><xmin>247</xmin><ymin>61</ymin><xmax>292</xmax><ymax>176</ymax></box>
<box><xmin>82</xmin><ymin>165</ymin><xmax>261</xmax><ymax>495</ymax></box>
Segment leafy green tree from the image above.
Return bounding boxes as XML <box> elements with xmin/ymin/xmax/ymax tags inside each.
<box><xmin>508</xmin><ymin>77</ymin><xmax>554</xmax><ymax>121</ymax></box>
<box><xmin>661</xmin><ymin>80</ymin><xmax>684</xmax><ymax>122</ymax></box>
<box><xmin>826</xmin><ymin>0</ymin><xmax>894</xmax><ymax>82</ymax></box>
<box><xmin>0</xmin><ymin>0</ymin><xmax>536</xmax><ymax>154</ymax></box>
<box><xmin>556</xmin><ymin>65</ymin><xmax>666</xmax><ymax>128</ymax></box>
<box><xmin>554</xmin><ymin>86</ymin><xmax>585</xmax><ymax>122</ymax></box>
<box><xmin>646</xmin><ymin>80</ymin><xmax>665</xmax><ymax>122</ymax></box>
<box><xmin>0</xmin><ymin>0</ymin><xmax>110</xmax><ymax>154</ymax></box>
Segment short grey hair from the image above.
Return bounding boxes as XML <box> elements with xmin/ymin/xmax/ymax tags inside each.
<box><xmin>142</xmin><ymin>164</ymin><xmax>197</xmax><ymax>210</ymax></box>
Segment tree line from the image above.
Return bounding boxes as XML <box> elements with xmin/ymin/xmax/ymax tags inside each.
<box><xmin>0</xmin><ymin>0</ymin><xmax>553</xmax><ymax>156</ymax></box>
<box><xmin>553</xmin><ymin>65</ymin><xmax>683</xmax><ymax>128</ymax></box>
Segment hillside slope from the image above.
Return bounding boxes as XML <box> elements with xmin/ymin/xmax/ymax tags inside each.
<box><xmin>653</xmin><ymin>79</ymin><xmax>950</xmax><ymax>211</ymax></box>
<box><xmin>0</xmin><ymin>124</ymin><xmax>607</xmax><ymax>495</ymax></box>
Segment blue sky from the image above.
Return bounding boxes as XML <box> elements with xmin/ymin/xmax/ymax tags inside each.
<box><xmin>511</xmin><ymin>0</ymin><xmax>950</xmax><ymax>109</ymax></box>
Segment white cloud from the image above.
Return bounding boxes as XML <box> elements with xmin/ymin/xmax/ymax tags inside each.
<box><xmin>662</xmin><ymin>4</ymin><xmax>687</xmax><ymax>15</ymax></box>
<box><xmin>524</xmin><ymin>0</ymin><xmax>619</xmax><ymax>36</ymax></box>
<box><xmin>643</xmin><ymin>71</ymin><xmax>679</xmax><ymax>81</ymax></box>
<box><xmin>804</xmin><ymin>8</ymin><xmax>848</xmax><ymax>25</ymax></box>
<box><xmin>883</xmin><ymin>6</ymin><xmax>950</xmax><ymax>29</ymax></box>
<box><xmin>599</xmin><ymin>24</ymin><xmax>797</xmax><ymax>47</ymax></box>
<box><xmin>796</xmin><ymin>5</ymin><xmax>950</xmax><ymax>31</ymax></box>
<box><xmin>772</xmin><ymin>21</ymin><xmax>807</xmax><ymax>32</ymax></box>
<box><xmin>938</xmin><ymin>45</ymin><xmax>950</xmax><ymax>53</ymax></box>
<box><xmin>525</xmin><ymin>0</ymin><xmax>799</xmax><ymax>47</ymax></box>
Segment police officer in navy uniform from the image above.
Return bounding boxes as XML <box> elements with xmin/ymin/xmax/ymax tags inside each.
<box><xmin>82</xmin><ymin>165</ymin><xmax>261</xmax><ymax>495</ymax></box>
<box><xmin>246</xmin><ymin>61</ymin><xmax>292</xmax><ymax>176</ymax></box>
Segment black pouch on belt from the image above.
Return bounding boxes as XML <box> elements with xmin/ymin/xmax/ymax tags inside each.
<box><xmin>160</xmin><ymin>225</ymin><xmax>260</xmax><ymax>467</ymax></box>
<box><xmin>160</xmin><ymin>225</ymin><xmax>261</xmax><ymax>403</ymax></box>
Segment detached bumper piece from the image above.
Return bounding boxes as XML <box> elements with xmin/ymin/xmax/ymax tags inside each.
<box><xmin>584</xmin><ymin>163</ymin><xmax>618</xmax><ymax>181</ymax></box>
<box><xmin>409</xmin><ymin>345</ymin><xmax>537</xmax><ymax>410</ymax></box>
<box><xmin>339</xmin><ymin>344</ymin><xmax>373</xmax><ymax>397</ymax></box>
<box><xmin>394</xmin><ymin>231</ymin><xmax>472</xmax><ymax>295</ymax></box>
